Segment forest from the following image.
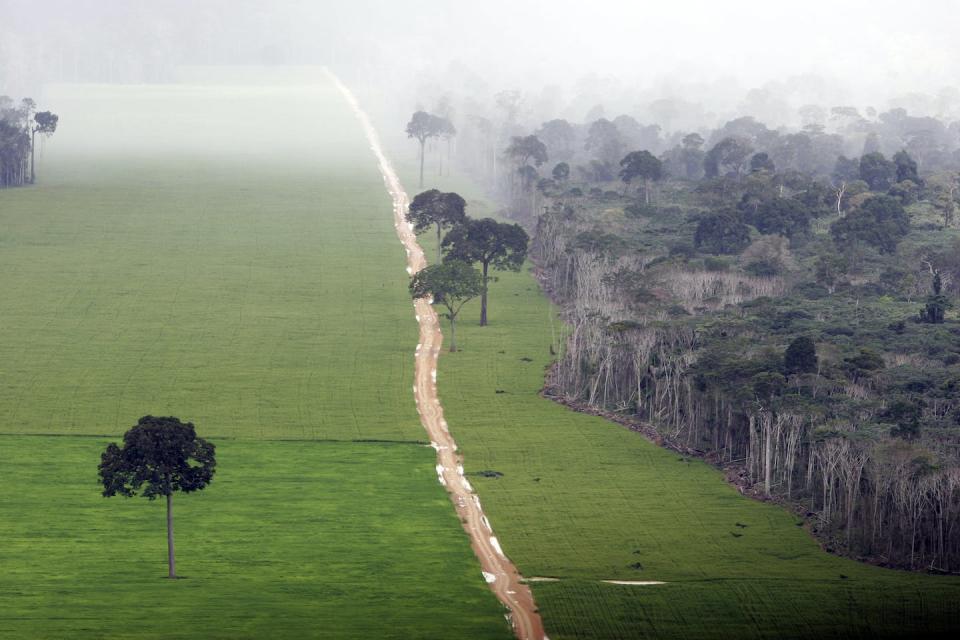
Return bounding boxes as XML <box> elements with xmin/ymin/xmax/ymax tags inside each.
<box><xmin>408</xmin><ymin>89</ymin><xmax>960</xmax><ymax>572</ymax></box>
<box><xmin>0</xmin><ymin>95</ymin><xmax>58</xmax><ymax>187</ymax></box>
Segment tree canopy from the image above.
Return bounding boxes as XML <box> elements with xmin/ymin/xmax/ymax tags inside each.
<box><xmin>536</xmin><ymin>119</ymin><xmax>576</xmax><ymax>161</ymax></box>
<box><xmin>406</xmin><ymin>110</ymin><xmax>446</xmax><ymax>188</ymax></box>
<box><xmin>619</xmin><ymin>150</ymin><xmax>662</xmax><ymax>203</ymax></box>
<box><xmin>99</xmin><ymin>415</ymin><xmax>216</xmax><ymax>578</ymax></box>
<box><xmin>704</xmin><ymin>137</ymin><xmax>754</xmax><ymax>179</ymax></box>
<box><xmin>406</xmin><ymin>189</ymin><xmax>467</xmax><ymax>249</ymax></box>
<box><xmin>552</xmin><ymin>162</ymin><xmax>570</xmax><ymax>182</ymax></box>
<box><xmin>584</xmin><ymin>118</ymin><xmax>624</xmax><ymax>165</ymax></box>
<box><xmin>859</xmin><ymin>152</ymin><xmax>897</xmax><ymax>191</ymax></box>
<box><xmin>830</xmin><ymin>194</ymin><xmax>910</xmax><ymax>254</ymax></box>
<box><xmin>784</xmin><ymin>336</ymin><xmax>818</xmax><ymax>374</ymax></box>
<box><xmin>506</xmin><ymin>135</ymin><xmax>548</xmax><ymax>168</ymax></box>
<box><xmin>442</xmin><ymin>218</ymin><xmax>529</xmax><ymax>326</ymax></box>
<box><xmin>409</xmin><ymin>261</ymin><xmax>484</xmax><ymax>352</ymax></box>
<box><xmin>751</xmin><ymin>197</ymin><xmax>811</xmax><ymax>239</ymax></box>
<box><xmin>694</xmin><ymin>211</ymin><xmax>751</xmax><ymax>255</ymax></box>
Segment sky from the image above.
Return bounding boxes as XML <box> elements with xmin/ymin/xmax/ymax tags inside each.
<box><xmin>1</xmin><ymin>0</ymin><xmax>958</xmax><ymax>121</ymax></box>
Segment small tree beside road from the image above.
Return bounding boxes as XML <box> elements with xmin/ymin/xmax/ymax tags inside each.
<box><xmin>409</xmin><ymin>261</ymin><xmax>484</xmax><ymax>352</ymax></box>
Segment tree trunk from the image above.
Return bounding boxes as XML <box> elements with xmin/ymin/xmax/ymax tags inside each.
<box><xmin>436</xmin><ymin>223</ymin><xmax>443</xmax><ymax>261</ymax></box>
<box><xmin>166</xmin><ymin>492</ymin><xmax>176</xmax><ymax>579</ymax></box>
<box><xmin>419</xmin><ymin>140</ymin><xmax>425</xmax><ymax>188</ymax></box>
<box><xmin>480</xmin><ymin>261</ymin><xmax>489</xmax><ymax>326</ymax></box>
<box><xmin>449</xmin><ymin>316</ymin><xmax>457</xmax><ymax>352</ymax></box>
<box><xmin>764</xmin><ymin>420</ymin><xmax>772</xmax><ymax>496</ymax></box>
<box><xmin>30</xmin><ymin>128</ymin><xmax>36</xmax><ymax>184</ymax></box>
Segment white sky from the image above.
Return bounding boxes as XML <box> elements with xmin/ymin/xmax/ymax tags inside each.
<box><xmin>2</xmin><ymin>0</ymin><xmax>958</xmax><ymax>111</ymax></box>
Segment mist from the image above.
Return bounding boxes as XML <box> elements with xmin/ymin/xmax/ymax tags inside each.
<box><xmin>2</xmin><ymin>0</ymin><xmax>959</xmax><ymax>137</ymax></box>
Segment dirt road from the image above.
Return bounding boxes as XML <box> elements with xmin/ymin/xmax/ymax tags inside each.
<box><xmin>327</xmin><ymin>70</ymin><xmax>546</xmax><ymax>640</ymax></box>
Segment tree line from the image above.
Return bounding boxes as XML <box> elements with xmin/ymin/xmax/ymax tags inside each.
<box><xmin>0</xmin><ymin>96</ymin><xmax>58</xmax><ymax>188</ymax></box>
<box><xmin>403</xmin><ymin>92</ymin><xmax>960</xmax><ymax>571</ymax></box>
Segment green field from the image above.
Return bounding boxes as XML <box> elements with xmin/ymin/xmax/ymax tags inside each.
<box><xmin>0</xmin><ymin>82</ymin><xmax>510</xmax><ymax>639</ymax></box>
<box><xmin>0</xmin><ymin>437</ymin><xmax>507</xmax><ymax>639</ymax></box>
<box><xmin>4</xmin><ymin>76</ymin><xmax>960</xmax><ymax>639</ymax></box>
<box><xmin>407</xmin><ymin>169</ymin><xmax>960</xmax><ymax>639</ymax></box>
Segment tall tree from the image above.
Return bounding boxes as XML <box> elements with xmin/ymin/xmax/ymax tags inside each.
<box><xmin>506</xmin><ymin>135</ymin><xmax>548</xmax><ymax>168</ymax></box>
<box><xmin>619</xmin><ymin>150</ymin><xmax>662</xmax><ymax>203</ymax></box>
<box><xmin>406</xmin><ymin>110</ymin><xmax>443</xmax><ymax>188</ymax></box>
<box><xmin>406</xmin><ymin>189</ymin><xmax>467</xmax><ymax>252</ymax></box>
<box><xmin>442</xmin><ymin>218</ymin><xmax>529</xmax><ymax>326</ymax></box>
<box><xmin>31</xmin><ymin>111</ymin><xmax>59</xmax><ymax>184</ymax></box>
<box><xmin>99</xmin><ymin>416</ymin><xmax>216</xmax><ymax>579</ymax></box>
<box><xmin>409</xmin><ymin>261</ymin><xmax>484</xmax><ymax>352</ymax></box>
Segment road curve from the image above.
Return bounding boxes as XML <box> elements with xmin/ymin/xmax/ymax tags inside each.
<box><xmin>327</xmin><ymin>69</ymin><xmax>546</xmax><ymax>640</ymax></box>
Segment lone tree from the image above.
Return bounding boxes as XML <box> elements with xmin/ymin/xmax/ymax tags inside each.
<box><xmin>619</xmin><ymin>150</ymin><xmax>662</xmax><ymax>203</ymax></box>
<box><xmin>31</xmin><ymin>110</ymin><xmax>58</xmax><ymax>183</ymax></box>
<box><xmin>441</xmin><ymin>218</ymin><xmax>529</xmax><ymax>326</ymax></box>
<box><xmin>99</xmin><ymin>416</ymin><xmax>216</xmax><ymax>579</ymax></box>
<box><xmin>406</xmin><ymin>189</ymin><xmax>467</xmax><ymax>252</ymax></box>
<box><xmin>410</xmin><ymin>261</ymin><xmax>484</xmax><ymax>352</ymax></box>
<box><xmin>406</xmin><ymin>110</ymin><xmax>444</xmax><ymax>188</ymax></box>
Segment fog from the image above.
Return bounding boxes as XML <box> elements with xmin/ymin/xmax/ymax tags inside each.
<box><xmin>2</xmin><ymin>0</ymin><xmax>959</xmax><ymax>148</ymax></box>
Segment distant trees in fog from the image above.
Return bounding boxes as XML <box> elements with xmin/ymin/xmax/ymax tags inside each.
<box><xmin>406</xmin><ymin>110</ymin><xmax>454</xmax><ymax>188</ymax></box>
<box><xmin>0</xmin><ymin>96</ymin><xmax>58</xmax><ymax>188</ymax></box>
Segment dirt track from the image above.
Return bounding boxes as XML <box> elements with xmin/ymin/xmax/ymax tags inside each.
<box><xmin>327</xmin><ymin>70</ymin><xmax>546</xmax><ymax>640</ymax></box>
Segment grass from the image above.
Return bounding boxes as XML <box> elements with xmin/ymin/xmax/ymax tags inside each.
<box><xmin>0</xmin><ymin>157</ymin><xmax>419</xmax><ymax>441</ymax></box>
<box><xmin>0</xmin><ymin>437</ymin><xmax>509</xmax><ymax>640</ymax></box>
<box><xmin>404</xmin><ymin>166</ymin><xmax>960</xmax><ymax>638</ymax></box>
<box><xmin>0</xmin><ymin>80</ymin><xmax>511</xmax><ymax>639</ymax></box>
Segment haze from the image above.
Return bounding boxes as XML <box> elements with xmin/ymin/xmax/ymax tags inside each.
<box><xmin>2</xmin><ymin>0</ymin><xmax>959</xmax><ymax>130</ymax></box>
